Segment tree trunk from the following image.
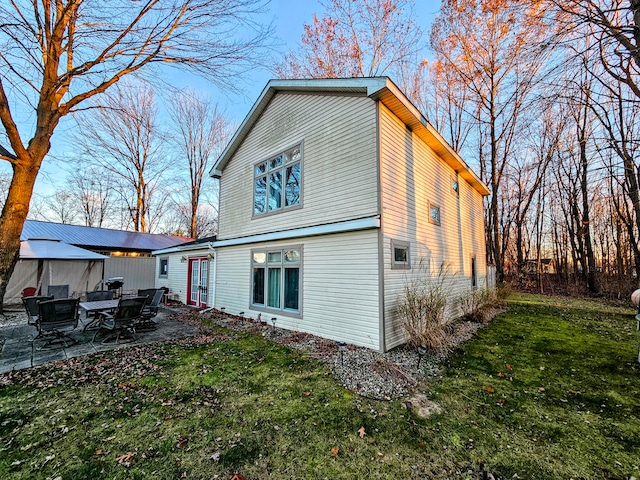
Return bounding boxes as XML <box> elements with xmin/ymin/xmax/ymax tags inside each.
<box><xmin>0</xmin><ymin>159</ymin><xmax>41</xmax><ymax>312</ymax></box>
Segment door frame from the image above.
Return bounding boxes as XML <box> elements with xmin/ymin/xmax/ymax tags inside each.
<box><xmin>187</xmin><ymin>256</ymin><xmax>209</xmax><ymax>307</ymax></box>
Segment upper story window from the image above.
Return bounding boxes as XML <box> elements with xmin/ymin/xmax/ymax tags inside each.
<box><xmin>451</xmin><ymin>175</ymin><xmax>459</xmax><ymax>195</ymax></box>
<box><xmin>429</xmin><ymin>202</ymin><xmax>441</xmax><ymax>226</ymax></box>
<box><xmin>254</xmin><ymin>144</ymin><xmax>302</xmax><ymax>216</ymax></box>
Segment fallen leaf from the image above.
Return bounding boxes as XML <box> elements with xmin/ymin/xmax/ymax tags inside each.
<box><xmin>539</xmin><ymin>387</ymin><xmax>545</xmax><ymax>392</ymax></box>
<box><xmin>230</xmin><ymin>474</ymin><xmax>246</xmax><ymax>480</ymax></box>
<box><xmin>357</xmin><ymin>426</ymin><xmax>366</xmax><ymax>438</ymax></box>
<box><xmin>95</xmin><ymin>449</ymin><xmax>104</xmax><ymax>455</ymax></box>
<box><xmin>497</xmin><ymin>372</ymin><xmax>504</xmax><ymax>378</ymax></box>
<box><xmin>303</xmin><ymin>391</ymin><xmax>311</xmax><ymax>396</ymax></box>
<box><xmin>177</xmin><ymin>437</ymin><xmax>188</xmax><ymax>448</ymax></box>
<box><xmin>331</xmin><ymin>447</ymin><xmax>339</xmax><ymax>455</ymax></box>
<box><xmin>482</xmin><ymin>386</ymin><xmax>495</xmax><ymax>393</ymax></box>
<box><xmin>116</xmin><ymin>452</ymin><xmax>135</xmax><ymax>467</ymax></box>
<box><xmin>506</xmin><ymin>364</ymin><xmax>513</xmax><ymax>370</ymax></box>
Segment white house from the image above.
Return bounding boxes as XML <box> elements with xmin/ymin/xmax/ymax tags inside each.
<box><xmin>209</xmin><ymin>77</ymin><xmax>491</xmax><ymax>352</ymax></box>
<box><xmin>152</xmin><ymin>237</ymin><xmax>215</xmax><ymax>308</ymax></box>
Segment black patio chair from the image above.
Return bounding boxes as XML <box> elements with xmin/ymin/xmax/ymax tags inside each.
<box><xmin>35</xmin><ymin>298</ymin><xmax>80</xmax><ymax>349</ymax></box>
<box><xmin>47</xmin><ymin>284</ymin><xmax>69</xmax><ymax>299</ymax></box>
<box><xmin>21</xmin><ymin>295</ymin><xmax>54</xmax><ymax>326</ymax></box>
<box><xmin>136</xmin><ymin>289</ymin><xmax>164</xmax><ymax>330</ymax></box>
<box><xmin>138</xmin><ymin>289</ymin><xmax>157</xmax><ymax>306</ymax></box>
<box><xmin>92</xmin><ymin>295</ymin><xmax>148</xmax><ymax>344</ymax></box>
<box><xmin>86</xmin><ymin>290</ymin><xmax>115</xmax><ymax>302</ymax></box>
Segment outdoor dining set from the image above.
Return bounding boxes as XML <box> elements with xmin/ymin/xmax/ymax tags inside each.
<box><xmin>21</xmin><ymin>288</ymin><xmax>165</xmax><ymax>349</ymax></box>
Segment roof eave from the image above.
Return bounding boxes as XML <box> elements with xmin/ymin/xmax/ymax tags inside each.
<box><xmin>369</xmin><ymin>80</ymin><xmax>490</xmax><ymax>196</ymax></box>
<box><xmin>152</xmin><ymin>242</ymin><xmax>215</xmax><ymax>256</ymax></box>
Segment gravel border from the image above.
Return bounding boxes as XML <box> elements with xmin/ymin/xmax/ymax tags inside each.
<box><xmin>198</xmin><ymin>310</ymin><xmax>488</xmax><ymax>400</ymax></box>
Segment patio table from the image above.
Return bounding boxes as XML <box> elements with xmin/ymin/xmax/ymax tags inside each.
<box><xmin>79</xmin><ymin>299</ymin><xmax>119</xmax><ymax>331</ymax></box>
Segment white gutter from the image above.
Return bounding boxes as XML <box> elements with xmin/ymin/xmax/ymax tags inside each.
<box><xmin>213</xmin><ymin>216</ymin><xmax>381</xmax><ymax>248</ymax></box>
<box><xmin>152</xmin><ymin>242</ymin><xmax>215</xmax><ymax>256</ymax></box>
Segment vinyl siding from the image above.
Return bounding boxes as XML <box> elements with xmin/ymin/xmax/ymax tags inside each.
<box><xmin>154</xmin><ymin>250</ymin><xmax>215</xmax><ymax>305</ymax></box>
<box><xmin>214</xmin><ymin>229</ymin><xmax>381</xmax><ymax>350</ymax></box>
<box><xmin>378</xmin><ymin>103</ymin><xmax>488</xmax><ymax>350</ymax></box>
<box><xmin>217</xmin><ymin>93</ymin><xmax>379</xmax><ymax>240</ymax></box>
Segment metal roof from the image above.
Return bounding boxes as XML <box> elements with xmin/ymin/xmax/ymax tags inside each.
<box><xmin>209</xmin><ymin>77</ymin><xmax>490</xmax><ymax>196</ymax></box>
<box><xmin>21</xmin><ymin>220</ymin><xmax>191</xmax><ymax>252</ymax></box>
<box><xmin>20</xmin><ymin>239</ymin><xmax>107</xmax><ymax>260</ymax></box>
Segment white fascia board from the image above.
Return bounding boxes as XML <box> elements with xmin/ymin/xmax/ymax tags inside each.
<box><xmin>152</xmin><ymin>242</ymin><xmax>214</xmax><ymax>256</ymax></box>
<box><xmin>213</xmin><ymin>216</ymin><xmax>381</xmax><ymax>248</ymax></box>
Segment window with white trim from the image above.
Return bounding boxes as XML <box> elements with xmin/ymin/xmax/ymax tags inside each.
<box><xmin>252</xmin><ymin>247</ymin><xmax>301</xmax><ymax>313</ymax></box>
<box><xmin>391</xmin><ymin>239</ymin><xmax>410</xmax><ymax>269</ymax></box>
<box><xmin>254</xmin><ymin>145</ymin><xmax>302</xmax><ymax>215</ymax></box>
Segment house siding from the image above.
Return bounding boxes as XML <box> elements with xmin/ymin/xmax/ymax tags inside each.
<box><xmin>217</xmin><ymin>93</ymin><xmax>379</xmax><ymax>240</ymax></box>
<box><xmin>378</xmin><ymin>103</ymin><xmax>488</xmax><ymax>350</ymax></box>
<box><xmin>154</xmin><ymin>250</ymin><xmax>215</xmax><ymax>305</ymax></box>
<box><xmin>214</xmin><ymin>229</ymin><xmax>381</xmax><ymax>349</ymax></box>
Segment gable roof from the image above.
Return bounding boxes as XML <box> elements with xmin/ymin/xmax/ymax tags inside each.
<box><xmin>210</xmin><ymin>77</ymin><xmax>490</xmax><ymax>196</ymax></box>
<box><xmin>21</xmin><ymin>220</ymin><xmax>191</xmax><ymax>252</ymax></box>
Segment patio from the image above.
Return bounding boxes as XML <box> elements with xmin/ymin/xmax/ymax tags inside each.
<box><xmin>0</xmin><ymin>306</ymin><xmax>201</xmax><ymax>374</ymax></box>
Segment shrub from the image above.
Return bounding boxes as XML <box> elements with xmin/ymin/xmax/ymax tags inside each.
<box><xmin>397</xmin><ymin>264</ymin><xmax>451</xmax><ymax>354</ymax></box>
<box><xmin>458</xmin><ymin>288</ymin><xmax>495</xmax><ymax>323</ymax></box>
<box><xmin>495</xmin><ymin>282</ymin><xmax>512</xmax><ymax>305</ymax></box>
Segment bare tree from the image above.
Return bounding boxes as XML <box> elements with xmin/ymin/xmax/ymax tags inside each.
<box><xmin>47</xmin><ymin>191</ymin><xmax>78</xmax><ymax>225</ymax></box>
<box><xmin>168</xmin><ymin>89</ymin><xmax>229</xmax><ymax>238</ymax></box>
<box><xmin>67</xmin><ymin>166</ymin><xmax>114</xmax><ymax>228</ymax></box>
<box><xmin>71</xmin><ymin>83</ymin><xmax>166</xmax><ymax>232</ymax></box>
<box><xmin>547</xmin><ymin>0</ymin><xmax>640</xmax><ymax>286</ymax></box>
<box><xmin>548</xmin><ymin>1</ymin><xmax>640</xmax><ymax>98</ymax></box>
<box><xmin>0</xmin><ymin>0</ymin><xmax>271</xmax><ymax>309</ymax></box>
<box><xmin>274</xmin><ymin>0</ymin><xmax>424</xmax><ymax>79</ymax></box>
<box><xmin>430</xmin><ymin>0</ymin><xmax>551</xmax><ymax>282</ymax></box>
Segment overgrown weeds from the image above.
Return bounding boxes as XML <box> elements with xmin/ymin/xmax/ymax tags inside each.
<box><xmin>397</xmin><ymin>262</ymin><xmax>451</xmax><ymax>354</ymax></box>
<box><xmin>458</xmin><ymin>287</ymin><xmax>499</xmax><ymax>323</ymax></box>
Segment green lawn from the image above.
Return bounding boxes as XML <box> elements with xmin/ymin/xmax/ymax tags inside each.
<box><xmin>1</xmin><ymin>294</ymin><xmax>639</xmax><ymax>479</ymax></box>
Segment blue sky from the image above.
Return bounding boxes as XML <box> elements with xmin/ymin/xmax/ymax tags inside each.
<box><xmin>169</xmin><ymin>0</ymin><xmax>440</xmax><ymax>122</ymax></box>
<box><xmin>6</xmin><ymin>0</ymin><xmax>441</xmax><ymax>201</ymax></box>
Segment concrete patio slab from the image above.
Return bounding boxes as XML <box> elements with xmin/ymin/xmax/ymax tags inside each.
<box><xmin>0</xmin><ymin>307</ymin><xmax>201</xmax><ymax>374</ymax></box>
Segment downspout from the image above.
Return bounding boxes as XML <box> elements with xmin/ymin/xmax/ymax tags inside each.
<box><xmin>210</xmin><ymin>244</ymin><xmax>217</xmax><ymax>309</ymax></box>
<box><xmin>376</xmin><ymin>100</ymin><xmax>386</xmax><ymax>353</ymax></box>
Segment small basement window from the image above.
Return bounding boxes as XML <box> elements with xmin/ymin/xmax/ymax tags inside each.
<box><xmin>391</xmin><ymin>239</ymin><xmax>410</xmax><ymax>270</ymax></box>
